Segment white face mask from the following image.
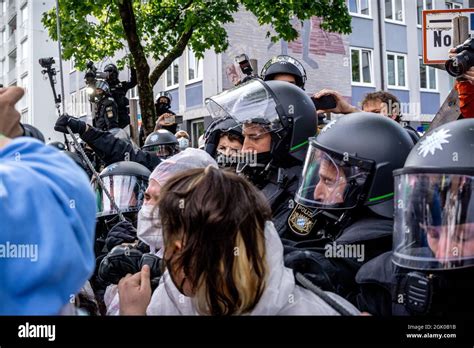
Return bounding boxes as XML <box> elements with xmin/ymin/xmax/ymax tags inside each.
<box><xmin>137</xmin><ymin>204</ymin><xmax>163</xmax><ymax>253</ymax></box>
<box><xmin>178</xmin><ymin>138</ymin><xmax>189</xmax><ymax>150</ymax></box>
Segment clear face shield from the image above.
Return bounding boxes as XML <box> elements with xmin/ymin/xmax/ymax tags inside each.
<box><xmin>143</xmin><ymin>144</ymin><xmax>179</xmax><ymax>159</ymax></box>
<box><xmin>93</xmin><ymin>175</ymin><xmax>148</xmax><ymax>218</ymax></box>
<box><xmin>393</xmin><ymin>171</ymin><xmax>474</xmax><ymax>270</ymax></box>
<box><xmin>205</xmin><ymin>79</ymin><xmax>284</xmax><ymax>133</ymax></box>
<box><xmin>295</xmin><ymin>139</ymin><xmax>374</xmax><ymax>210</ymax></box>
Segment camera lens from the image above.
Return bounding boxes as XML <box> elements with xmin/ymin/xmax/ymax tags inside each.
<box><xmin>445</xmin><ymin>57</ymin><xmax>465</xmax><ymax>77</ymax></box>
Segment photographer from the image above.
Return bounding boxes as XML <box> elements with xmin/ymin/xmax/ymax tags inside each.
<box><xmin>0</xmin><ymin>87</ymin><xmax>96</xmax><ymax>315</ymax></box>
<box><xmin>313</xmin><ymin>89</ymin><xmax>420</xmax><ymax>144</ymax></box>
<box><xmin>138</xmin><ymin>91</ymin><xmax>177</xmax><ymax>147</ymax></box>
<box><xmin>92</xmin><ymin>80</ymin><xmax>120</xmax><ymax>132</ymax></box>
<box><xmin>154</xmin><ymin>91</ymin><xmax>177</xmax><ymax>133</ymax></box>
<box><xmin>104</xmin><ymin>64</ymin><xmax>137</xmax><ymax>129</ymax></box>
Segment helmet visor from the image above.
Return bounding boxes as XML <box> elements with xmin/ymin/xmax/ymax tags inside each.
<box><xmin>393</xmin><ymin>173</ymin><xmax>474</xmax><ymax>270</ymax></box>
<box><xmin>94</xmin><ymin>175</ymin><xmax>148</xmax><ymax>218</ymax></box>
<box><xmin>295</xmin><ymin>140</ymin><xmax>373</xmax><ymax>209</ymax></box>
<box><xmin>205</xmin><ymin>79</ymin><xmax>283</xmax><ymax>132</ymax></box>
<box><xmin>143</xmin><ymin>144</ymin><xmax>178</xmax><ymax>159</ymax></box>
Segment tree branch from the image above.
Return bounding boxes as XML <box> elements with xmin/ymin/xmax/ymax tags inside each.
<box><xmin>149</xmin><ymin>28</ymin><xmax>194</xmax><ymax>86</ymax></box>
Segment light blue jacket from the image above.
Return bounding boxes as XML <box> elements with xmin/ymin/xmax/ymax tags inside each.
<box><xmin>0</xmin><ymin>137</ymin><xmax>96</xmax><ymax>315</ymax></box>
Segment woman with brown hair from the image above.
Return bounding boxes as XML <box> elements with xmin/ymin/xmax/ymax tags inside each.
<box><xmin>118</xmin><ymin>166</ymin><xmax>359</xmax><ymax>315</ymax></box>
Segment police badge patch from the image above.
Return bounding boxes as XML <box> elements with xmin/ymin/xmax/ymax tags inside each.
<box><xmin>288</xmin><ymin>203</ymin><xmax>316</xmax><ymax>236</ymax></box>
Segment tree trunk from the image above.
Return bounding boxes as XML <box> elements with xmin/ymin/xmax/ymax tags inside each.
<box><xmin>117</xmin><ymin>0</ymin><xmax>156</xmax><ymax>137</ymax></box>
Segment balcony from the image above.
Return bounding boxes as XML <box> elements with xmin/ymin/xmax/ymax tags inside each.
<box><xmin>7</xmin><ymin>66</ymin><xmax>16</xmax><ymax>84</ymax></box>
<box><xmin>7</xmin><ymin>32</ymin><xmax>15</xmax><ymax>54</ymax></box>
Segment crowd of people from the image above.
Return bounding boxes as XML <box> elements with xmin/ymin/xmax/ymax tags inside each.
<box><xmin>1</xmin><ymin>53</ymin><xmax>473</xmax><ymax>317</ymax></box>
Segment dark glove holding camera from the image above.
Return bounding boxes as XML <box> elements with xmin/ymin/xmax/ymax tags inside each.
<box><xmin>54</xmin><ymin>114</ymin><xmax>87</xmax><ymax>135</ymax></box>
<box><xmin>98</xmin><ymin>245</ymin><xmax>163</xmax><ymax>290</ymax></box>
<box><xmin>105</xmin><ymin>220</ymin><xmax>137</xmax><ymax>252</ymax></box>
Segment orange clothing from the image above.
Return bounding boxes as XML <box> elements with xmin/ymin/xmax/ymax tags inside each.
<box><xmin>455</xmin><ymin>80</ymin><xmax>474</xmax><ymax>118</ymax></box>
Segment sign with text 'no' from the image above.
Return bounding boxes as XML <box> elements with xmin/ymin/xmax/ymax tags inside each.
<box><xmin>423</xmin><ymin>9</ymin><xmax>474</xmax><ymax>65</ymax></box>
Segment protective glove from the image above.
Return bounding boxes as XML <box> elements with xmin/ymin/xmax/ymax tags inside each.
<box><xmin>54</xmin><ymin>114</ymin><xmax>87</xmax><ymax>135</ymax></box>
<box><xmin>105</xmin><ymin>220</ymin><xmax>137</xmax><ymax>251</ymax></box>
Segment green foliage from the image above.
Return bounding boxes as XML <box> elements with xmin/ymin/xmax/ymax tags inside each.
<box><xmin>42</xmin><ymin>0</ymin><xmax>351</xmax><ymax>73</ymax></box>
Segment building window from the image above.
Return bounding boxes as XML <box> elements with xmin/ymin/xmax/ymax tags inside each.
<box><xmin>78</xmin><ymin>88</ymin><xmax>88</xmax><ymax>116</ymax></box>
<box><xmin>417</xmin><ymin>0</ymin><xmax>433</xmax><ymax>26</ymax></box>
<box><xmin>387</xmin><ymin>52</ymin><xmax>407</xmax><ymax>88</ymax></box>
<box><xmin>350</xmin><ymin>47</ymin><xmax>373</xmax><ymax>85</ymax></box>
<box><xmin>385</xmin><ymin>0</ymin><xmax>404</xmax><ymax>23</ymax></box>
<box><xmin>446</xmin><ymin>1</ymin><xmax>462</xmax><ymax>9</ymax></box>
<box><xmin>190</xmin><ymin>119</ymin><xmax>205</xmax><ymax>148</ymax></box>
<box><xmin>21</xmin><ymin>4</ymin><xmax>28</xmax><ymax>24</ymax></box>
<box><xmin>70</xmin><ymin>92</ymin><xmax>77</xmax><ymax>116</ymax></box>
<box><xmin>186</xmin><ymin>48</ymin><xmax>203</xmax><ymax>83</ymax></box>
<box><xmin>348</xmin><ymin>0</ymin><xmax>371</xmax><ymax>17</ymax></box>
<box><xmin>419</xmin><ymin>57</ymin><xmax>437</xmax><ymax>91</ymax></box>
<box><xmin>165</xmin><ymin>58</ymin><xmax>179</xmax><ymax>88</ymax></box>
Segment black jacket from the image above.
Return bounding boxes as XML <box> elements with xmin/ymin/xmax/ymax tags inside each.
<box><xmin>81</xmin><ymin>126</ymin><xmax>161</xmax><ymax>171</ymax></box>
<box><xmin>283</xmin><ymin>215</ymin><xmax>393</xmax><ymax>305</ymax></box>
<box><xmin>260</xmin><ymin>165</ymin><xmax>302</xmax><ymax>237</ymax></box>
<box><xmin>94</xmin><ymin>97</ymin><xmax>119</xmax><ymax>131</ymax></box>
<box><xmin>108</xmin><ymin>69</ymin><xmax>137</xmax><ymax>128</ymax></box>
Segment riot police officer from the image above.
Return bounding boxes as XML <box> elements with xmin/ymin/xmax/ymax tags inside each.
<box><xmin>356</xmin><ymin>118</ymin><xmax>474</xmax><ymax>316</ymax></box>
<box><xmin>142</xmin><ymin>129</ymin><xmax>180</xmax><ymax>159</ymax></box>
<box><xmin>203</xmin><ymin>117</ymin><xmax>244</xmax><ymax>168</ymax></box>
<box><xmin>93</xmin><ymin>80</ymin><xmax>119</xmax><ymax>131</ymax></box>
<box><xmin>283</xmin><ymin>113</ymin><xmax>413</xmax><ymax>304</ymax></box>
<box><xmin>104</xmin><ymin>63</ymin><xmax>137</xmax><ymax>129</ymax></box>
<box><xmin>261</xmin><ymin>55</ymin><xmax>307</xmax><ymax>89</ymax></box>
<box><xmin>205</xmin><ymin>79</ymin><xmax>317</xmax><ymax>235</ymax></box>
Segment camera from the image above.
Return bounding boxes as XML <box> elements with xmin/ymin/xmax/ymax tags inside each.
<box><xmin>84</xmin><ymin>61</ymin><xmax>110</xmax><ymax>84</ymax></box>
<box><xmin>445</xmin><ymin>38</ymin><xmax>474</xmax><ymax>77</ymax></box>
<box><xmin>98</xmin><ymin>244</ymin><xmax>163</xmax><ymax>290</ymax></box>
<box><xmin>39</xmin><ymin>57</ymin><xmax>55</xmax><ymax>69</ymax></box>
<box><xmin>235</xmin><ymin>53</ymin><xmax>253</xmax><ymax>76</ymax></box>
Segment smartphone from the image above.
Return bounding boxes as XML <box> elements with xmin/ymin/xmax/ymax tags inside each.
<box><xmin>311</xmin><ymin>95</ymin><xmax>337</xmax><ymax>111</ymax></box>
<box><xmin>164</xmin><ymin>115</ymin><xmax>176</xmax><ymax>124</ymax></box>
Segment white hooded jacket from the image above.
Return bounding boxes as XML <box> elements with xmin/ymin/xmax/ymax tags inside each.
<box><xmin>146</xmin><ymin>221</ymin><xmax>360</xmax><ymax>315</ymax></box>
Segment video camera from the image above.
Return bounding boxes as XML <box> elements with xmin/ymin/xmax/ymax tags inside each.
<box><xmin>39</xmin><ymin>57</ymin><xmax>55</xmax><ymax>69</ymax></box>
<box><xmin>445</xmin><ymin>37</ymin><xmax>474</xmax><ymax>77</ymax></box>
<box><xmin>98</xmin><ymin>244</ymin><xmax>163</xmax><ymax>290</ymax></box>
<box><xmin>235</xmin><ymin>53</ymin><xmax>257</xmax><ymax>85</ymax></box>
<box><xmin>85</xmin><ymin>61</ymin><xmax>110</xmax><ymax>84</ymax></box>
